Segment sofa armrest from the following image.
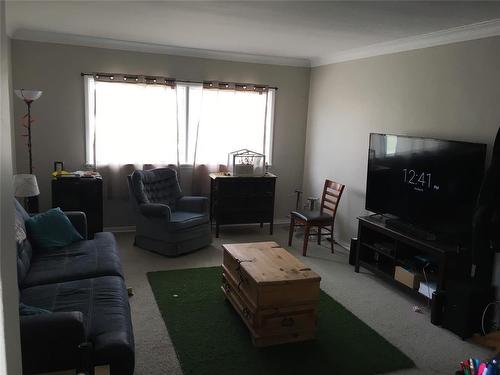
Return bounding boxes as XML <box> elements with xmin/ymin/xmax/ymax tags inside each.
<box><xmin>139</xmin><ymin>203</ymin><xmax>171</xmax><ymax>220</ymax></box>
<box><xmin>93</xmin><ymin>331</ymin><xmax>135</xmax><ymax>374</ymax></box>
<box><xmin>20</xmin><ymin>311</ymin><xmax>88</xmax><ymax>373</ymax></box>
<box><xmin>176</xmin><ymin>196</ymin><xmax>208</xmax><ymax>213</ymax></box>
<box><xmin>65</xmin><ymin>211</ymin><xmax>88</xmax><ymax>239</ymax></box>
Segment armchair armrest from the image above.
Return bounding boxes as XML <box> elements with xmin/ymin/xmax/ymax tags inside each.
<box><xmin>139</xmin><ymin>203</ymin><xmax>171</xmax><ymax>219</ymax></box>
<box><xmin>176</xmin><ymin>196</ymin><xmax>209</xmax><ymax>213</ymax></box>
<box><xmin>64</xmin><ymin>211</ymin><xmax>88</xmax><ymax>239</ymax></box>
<box><xmin>20</xmin><ymin>311</ymin><xmax>88</xmax><ymax>373</ymax></box>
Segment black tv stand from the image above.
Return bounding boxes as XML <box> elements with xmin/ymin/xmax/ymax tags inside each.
<box><xmin>355</xmin><ymin>215</ymin><xmax>470</xmax><ymax>302</ymax></box>
<box><xmin>385</xmin><ymin>218</ymin><xmax>437</xmax><ymax>241</ymax></box>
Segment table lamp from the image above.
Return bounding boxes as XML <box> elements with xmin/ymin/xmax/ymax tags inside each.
<box><xmin>14</xmin><ymin>174</ymin><xmax>40</xmax><ymax>213</ymax></box>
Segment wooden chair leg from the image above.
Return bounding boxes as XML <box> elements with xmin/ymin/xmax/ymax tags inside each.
<box><xmin>303</xmin><ymin>223</ymin><xmax>310</xmax><ymax>256</ymax></box>
<box><xmin>317</xmin><ymin>227</ymin><xmax>321</xmax><ymax>245</ymax></box>
<box><xmin>288</xmin><ymin>216</ymin><xmax>295</xmax><ymax>246</ymax></box>
<box><xmin>330</xmin><ymin>224</ymin><xmax>334</xmax><ymax>253</ymax></box>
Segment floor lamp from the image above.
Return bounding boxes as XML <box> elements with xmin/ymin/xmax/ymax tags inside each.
<box><xmin>15</xmin><ymin>89</ymin><xmax>43</xmax><ymax>213</ymax></box>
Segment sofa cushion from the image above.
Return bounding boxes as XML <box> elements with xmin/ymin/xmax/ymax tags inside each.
<box><xmin>15</xmin><ymin>198</ymin><xmax>30</xmax><ymax>222</ymax></box>
<box><xmin>20</xmin><ymin>276</ymin><xmax>135</xmax><ymax>375</ymax></box>
<box><xmin>22</xmin><ymin>232</ymin><xmax>124</xmax><ymax>288</ymax></box>
<box><xmin>15</xmin><ymin>215</ymin><xmax>27</xmax><ymax>243</ymax></box>
<box><xmin>15</xmin><ymin>200</ymin><xmax>33</xmax><ymax>286</ymax></box>
<box><xmin>26</xmin><ymin>208</ymin><xmax>83</xmax><ymax>249</ymax></box>
<box><xmin>168</xmin><ymin>211</ymin><xmax>209</xmax><ymax>231</ymax></box>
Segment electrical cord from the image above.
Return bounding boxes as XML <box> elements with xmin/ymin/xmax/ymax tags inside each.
<box><xmin>481</xmin><ymin>300</ymin><xmax>500</xmax><ymax>335</ymax></box>
<box><xmin>413</xmin><ymin>262</ymin><xmax>432</xmax><ymax>313</ymax></box>
<box><xmin>422</xmin><ymin>262</ymin><xmax>432</xmax><ymax>308</ymax></box>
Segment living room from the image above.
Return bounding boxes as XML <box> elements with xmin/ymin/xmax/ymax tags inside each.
<box><xmin>1</xmin><ymin>1</ymin><xmax>500</xmax><ymax>374</ymax></box>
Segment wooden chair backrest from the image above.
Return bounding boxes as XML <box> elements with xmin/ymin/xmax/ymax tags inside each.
<box><xmin>320</xmin><ymin>179</ymin><xmax>345</xmax><ymax>221</ymax></box>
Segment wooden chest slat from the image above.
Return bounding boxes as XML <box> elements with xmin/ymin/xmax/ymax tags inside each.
<box><xmin>221</xmin><ymin>242</ymin><xmax>321</xmax><ymax>346</ymax></box>
<box><xmin>222</xmin><ymin>275</ymin><xmax>317</xmax><ymax>346</ymax></box>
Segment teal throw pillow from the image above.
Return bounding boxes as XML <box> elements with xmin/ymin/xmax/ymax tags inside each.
<box><xmin>25</xmin><ymin>207</ymin><xmax>83</xmax><ymax>249</ymax></box>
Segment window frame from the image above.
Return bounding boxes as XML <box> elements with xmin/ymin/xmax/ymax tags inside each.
<box><xmin>84</xmin><ymin>75</ymin><xmax>96</xmax><ymax>166</ymax></box>
<box><xmin>84</xmin><ymin>77</ymin><xmax>276</xmax><ymax>166</ymax></box>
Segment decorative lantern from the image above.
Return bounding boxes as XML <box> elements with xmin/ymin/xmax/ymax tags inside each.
<box><xmin>227</xmin><ymin>149</ymin><xmax>266</xmax><ymax>176</ymax></box>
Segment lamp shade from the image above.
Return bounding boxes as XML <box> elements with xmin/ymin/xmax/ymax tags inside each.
<box><xmin>14</xmin><ymin>89</ymin><xmax>43</xmax><ymax>102</ymax></box>
<box><xmin>13</xmin><ymin>174</ymin><xmax>40</xmax><ymax>197</ymax></box>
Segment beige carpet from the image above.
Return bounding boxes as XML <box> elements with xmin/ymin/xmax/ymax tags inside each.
<box><xmin>114</xmin><ymin>224</ymin><xmax>491</xmax><ymax>375</ymax></box>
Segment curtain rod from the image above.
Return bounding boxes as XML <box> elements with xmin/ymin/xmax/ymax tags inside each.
<box><xmin>80</xmin><ymin>72</ymin><xmax>278</xmax><ymax>90</ymax></box>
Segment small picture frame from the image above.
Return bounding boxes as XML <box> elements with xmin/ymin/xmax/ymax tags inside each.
<box><xmin>54</xmin><ymin>161</ymin><xmax>64</xmax><ymax>174</ymax></box>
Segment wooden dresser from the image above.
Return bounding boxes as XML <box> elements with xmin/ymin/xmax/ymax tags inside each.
<box><xmin>221</xmin><ymin>242</ymin><xmax>321</xmax><ymax>346</ymax></box>
<box><xmin>210</xmin><ymin>173</ymin><xmax>276</xmax><ymax>237</ymax></box>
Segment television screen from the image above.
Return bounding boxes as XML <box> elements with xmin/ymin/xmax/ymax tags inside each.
<box><xmin>366</xmin><ymin>133</ymin><xmax>486</xmax><ymax>237</ymax></box>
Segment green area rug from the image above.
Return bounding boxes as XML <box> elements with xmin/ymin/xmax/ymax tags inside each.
<box><xmin>147</xmin><ymin>267</ymin><xmax>414</xmax><ymax>375</ymax></box>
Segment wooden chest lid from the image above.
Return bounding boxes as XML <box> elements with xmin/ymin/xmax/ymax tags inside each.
<box><xmin>222</xmin><ymin>242</ymin><xmax>321</xmax><ymax>285</ymax></box>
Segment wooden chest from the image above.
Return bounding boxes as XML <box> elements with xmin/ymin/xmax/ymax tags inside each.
<box><xmin>221</xmin><ymin>242</ymin><xmax>321</xmax><ymax>346</ymax></box>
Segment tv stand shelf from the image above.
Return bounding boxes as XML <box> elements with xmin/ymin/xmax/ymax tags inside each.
<box><xmin>355</xmin><ymin>215</ymin><xmax>469</xmax><ymax>300</ymax></box>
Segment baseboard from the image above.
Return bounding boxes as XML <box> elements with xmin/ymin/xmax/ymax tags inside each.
<box><xmin>104</xmin><ymin>220</ymin><xmax>290</xmax><ymax>234</ymax></box>
<box><xmin>102</xmin><ymin>219</ymin><xmax>355</xmax><ymax>252</ymax></box>
<box><xmin>336</xmin><ymin>239</ymin><xmax>350</xmax><ymax>252</ymax></box>
<box><xmin>274</xmin><ymin>218</ymin><xmax>290</xmax><ymax>225</ymax></box>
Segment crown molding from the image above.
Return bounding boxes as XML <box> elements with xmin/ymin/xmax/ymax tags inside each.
<box><xmin>11</xmin><ymin>18</ymin><xmax>500</xmax><ymax>69</ymax></box>
<box><xmin>10</xmin><ymin>29</ymin><xmax>311</xmax><ymax>68</ymax></box>
<box><xmin>311</xmin><ymin>18</ymin><xmax>500</xmax><ymax>67</ymax></box>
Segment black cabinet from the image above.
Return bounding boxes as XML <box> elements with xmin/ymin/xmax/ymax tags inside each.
<box><xmin>210</xmin><ymin>173</ymin><xmax>276</xmax><ymax>238</ymax></box>
<box><xmin>52</xmin><ymin>177</ymin><xmax>103</xmax><ymax>238</ymax></box>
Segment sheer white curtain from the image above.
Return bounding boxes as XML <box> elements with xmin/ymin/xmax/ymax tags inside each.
<box><xmin>91</xmin><ymin>80</ymin><xmax>178</xmax><ymax>165</ymax></box>
<box><xmin>84</xmin><ymin>77</ymin><xmax>275</xmax><ymax>198</ymax></box>
<box><xmin>193</xmin><ymin>88</ymin><xmax>274</xmax><ymax>168</ymax></box>
<box><xmin>181</xmin><ymin>86</ymin><xmax>275</xmax><ymax>195</ymax></box>
<box><xmin>85</xmin><ymin>78</ymin><xmax>179</xmax><ymax>199</ymax></box>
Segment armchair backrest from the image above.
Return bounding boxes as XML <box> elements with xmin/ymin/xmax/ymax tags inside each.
<box><xmin>129</xmin><ymin>168</ymin><xmax>182</xmax><ymax>209</ymax></box>
<box><xmin>127</xmin><ymin>175</ymin><xmax>139</xmax><ymax>213</ymax></box>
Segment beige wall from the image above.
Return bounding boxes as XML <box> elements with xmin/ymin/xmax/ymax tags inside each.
<box><xmin>11</xmin><ymin>40</ymin><xmax>310</xmax><ymax>226</ymax></box>
<box><xmin>0</xmin><ymin>2</ymin><xmax>22</xmax><ymax>373</ymax></box>
<box><xmin>304</xmin><ymin>36</ymin><xmax>500</xmax><ymax>247</ymax></box>
<box><xmin>304</xmin><ymin>37</ymin><xmax>500</xmax><ymax>290</ymax></box>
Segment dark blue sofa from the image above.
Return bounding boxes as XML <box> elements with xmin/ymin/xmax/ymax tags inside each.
<box><xmin>15</xmin><ymin>200</ymin><xmax>135</xmax><ymax>374</ymax></box>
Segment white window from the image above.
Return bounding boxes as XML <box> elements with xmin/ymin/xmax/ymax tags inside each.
<box><xmin>189</xmin><ymin>86</ymin><xmax>275</xmax><ymax>166</ymax></box>
<box><xmin>84</xmin><ymin>77</ymin><xmax>275</xmax><ymax>167</ymax></box>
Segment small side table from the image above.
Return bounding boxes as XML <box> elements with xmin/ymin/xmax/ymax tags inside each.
<box><xmin>52</xmin><ymin>176</ymin><xmax>103</xmax><ymax>238</ymax></box>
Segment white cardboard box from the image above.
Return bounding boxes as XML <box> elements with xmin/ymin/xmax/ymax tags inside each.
<box><xmin>394</xmin><ymin>266</ymin><xmax>421</xmax><ymax>289</ymax></box>
<box><xmin>418</xmin><ymin>281</ymin><xmax>437</xmax><ymax>298</ymax></box>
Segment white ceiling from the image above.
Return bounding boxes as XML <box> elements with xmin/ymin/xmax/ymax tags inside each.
<box><xmin>6</xmin><ymin>1</ymin><xmax>500</xmax><ymax>67</ymax></box>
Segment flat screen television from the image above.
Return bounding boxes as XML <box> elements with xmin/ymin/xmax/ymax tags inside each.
<box><xmin>366</xmin><ymin>133</ymin><xmax>487</xmax><ymax>240</ymax></box>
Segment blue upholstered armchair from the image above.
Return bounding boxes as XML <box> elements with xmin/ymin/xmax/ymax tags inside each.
<box><xmin>127</xmin><ymin>168</ymin><xmax>212</xmax><ymax>256</ymax></box>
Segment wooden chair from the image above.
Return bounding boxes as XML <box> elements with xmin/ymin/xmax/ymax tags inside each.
<box><xmin>288</xmin><ymin>179</ymin><xmax>345</xmax><ymax>256</ymax></box>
